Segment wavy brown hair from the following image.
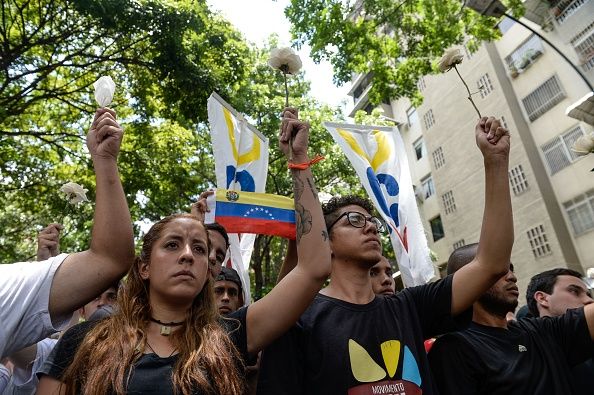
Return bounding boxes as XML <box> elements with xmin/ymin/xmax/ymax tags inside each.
<box><xmin>61</xmin><ymin>213</ymin><xmax>245</xmax><ymax>395</ymax></box>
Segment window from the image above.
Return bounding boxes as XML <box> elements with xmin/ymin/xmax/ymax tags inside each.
<box><xmin>407</xmin><ymin>107</ymin><xmax>419</xmax><ymax>128</ymax></box>
<box><xmin>541</xmin><ymin>125</ymin><xmax>585</xmax><ymax>175</ymax></box>
<box><xmin>421</xmin><ymin>175</ymin><xmax>435</xmax><ymax>199</ymax></box>
<box><xmin>432</xmin><ymin>146</ymin><xmax>445</xmax><ymax>169</ymax></box>
<box><xmin>453</xmin><ymin>239</ymin><xmax>465</xmax><ymax>250</ymax></box>
<box><xmin>478</xmin><ymin>73</ymin><xmax>494</xmax><ymax>98</ymax></box>
<box><xmin>430</xmin><ymin>216</ymin><xmax>445</xmax><ymax>242</ymax></box>
<box><xmin>563</xmin><ymin>189</ymin><xmax>594</xmax><ymax>236</ymax></box>
<box><xmin>521</xmin><ymin>75</ymin><xmax>565</xmax><ymax>122</ymax></box>
<box><xmin>498</xmin><ymin>16</ymin><xmax>516</xmax><ymax>34</ymax></box>
<box><xmin>417</xmin><ymin>77</ymin><xmax>426</xmax><ymax>92</ymax></box>
<box><xmin>363</xmin><ymin>102</ymin><xmax>374</xmax><ymax>114</ymax></box>
<box><xmin>509</xmin><ymin>164</ymin><xmax>529</xmax><ymax>195</ymax></box>
<box><xmin>413</xmin><ymin>137</ymin><xmax>426</xmax><ymax>160</ymax></box>
<box><xmin>352</xmin><ymin>73</ymin><xmax>374</xmax><ymax>102</ymax></box>
<box><xmin>442</xmin><ymin>191</ymin><xmax>457</xmax><ymax>215</ymax></box>
<box><xmin>570</xmin><ymin>22</ymin><xmax>594</xmax><ymax>72</ymax></box>
<box><xmin>527</xmin><ymin>224</ymin><xmax>552</xmax><ymax>258</ymax></box>
<box><xmin>556</xmin><ymin>0</ymin><xmax>588</xmax><ymax>24</ymax></box>
<box><xmin>504</xmin><ymin>35</ymin><xmax>544</xmax><ymax>74</ymax></box>
<box><xmin>423</xmin><ymin>109</ymin><xmax>435</xmax><ymax>129</ymax></box>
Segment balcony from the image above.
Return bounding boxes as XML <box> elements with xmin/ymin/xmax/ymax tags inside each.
<box><xmin>551</xmin><ymin>0</ymin><xmax>588</xmax><ymax>24</ymax></box>
<box><xmin>504</xmin><ymin>35</ymin><xmax>544</xmax><ymax>78</ymax></box>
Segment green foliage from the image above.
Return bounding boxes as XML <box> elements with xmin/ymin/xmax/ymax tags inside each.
<box><xmin>0</xmin><ymin>0</ymin><xmax>252</xmax><ymax>261</ymax></box>
<box><xmin>286</xmin><ymin>0</ymin><xmax>525</xmax><ymax>106</ymax></box>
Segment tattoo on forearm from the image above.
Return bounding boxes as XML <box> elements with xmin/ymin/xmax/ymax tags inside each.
<box><xmin>306</xmin><ymin>177</ymin><xmax>319</xmax><ymax>199</ymax></box>
<box><xmin>295</xmin><ymin>202</ymin><xmax>313</xmax><ymax>243</ymax></box>
<box><xmin>321</xmin><ymin>230</ymin><xmax>328</xmax><ymax>241</ymax></box>
<box><xmin>293</xmin><ymin>174</ymin><xmax>304</xmax><ymax>202</ymax></box>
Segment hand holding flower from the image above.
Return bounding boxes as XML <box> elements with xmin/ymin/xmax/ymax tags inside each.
<box><xmin>87</xmin><ymin>108</ymin><xmax>124</xmax><ymax>162</ymax></box>
<box><xmin>36</xmin><ymin>223</ymin><xmax>63</xmax><ymax>261</ymax></box>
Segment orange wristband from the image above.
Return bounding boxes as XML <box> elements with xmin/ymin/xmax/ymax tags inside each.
<box><xmin>288</xmin><ymin>155</ymin><xmax>325</xmax><ymax>170</ymax></box>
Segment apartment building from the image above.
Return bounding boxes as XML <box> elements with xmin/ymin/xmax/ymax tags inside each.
<box><xmin>347</xmin><ymin>0</ymin><xmax>594</xmax><ymax>297</ymax></box>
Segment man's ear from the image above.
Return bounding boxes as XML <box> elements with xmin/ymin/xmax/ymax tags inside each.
<box><xmin>139</xmin><ymin>261</ymin><xmax>150</xmax><ymax>280</ymax></box>
<box><xmin>534</xmin><ymin>291</ymin><xmax>549</xmax><ymax>309</ymax></box>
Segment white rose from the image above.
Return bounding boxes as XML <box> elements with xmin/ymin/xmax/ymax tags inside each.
<box><xmin>93</xmin><ymin>76</ymin><xmax>116</xmax><ymax>107</ymax></box>
<box><xmin>571</xmin><ymin>132</ymin><xmax>594</xmax><ymax>156</ymax></box>
<box><xmin>60</xmin><ymin>182</ymin><xmax>89</xmax><ymax>205</ymax></box>
<box><xmin>267</xmin><ymin>47</ymin><xmax>302</xmax><ymax>75</ymax></box>
<box><xmin>438</xmin><ymin>49</ymin><xmax>464</xmax><ymax>72</ymax></box>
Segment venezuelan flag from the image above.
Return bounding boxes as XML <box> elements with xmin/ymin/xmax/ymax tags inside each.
<box><xmin>209</xmin><ymin>189</ymin><xmax>296</xmax><ymax>239</ymax></box>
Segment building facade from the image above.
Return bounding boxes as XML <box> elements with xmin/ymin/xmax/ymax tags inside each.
<box><xmin>347</xmin><ymin>0</ymin><xmax>594</xmax><ymax>298</ymax></box>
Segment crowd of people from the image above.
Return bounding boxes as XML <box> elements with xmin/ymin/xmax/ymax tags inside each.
<box><xmin>0</xmin><ymin>105</ymin><xmax>593</xmax><ymax>395</ymax></box>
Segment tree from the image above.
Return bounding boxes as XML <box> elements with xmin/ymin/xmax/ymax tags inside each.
<box><xmin>0</xmin><ymin>0</ymin><xmax>253</xmax><ymax>261</ymax></box>
<box><xmin>285</xmin><ymin>0</ymin><xmax>524</xmax><ymax>106</ymax></box>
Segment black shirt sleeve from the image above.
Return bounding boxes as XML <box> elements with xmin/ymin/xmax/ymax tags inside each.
<box><xmin>403</xmin><ymin>275</ymin><xmax>472</xmax><ymax>338</ymax></box>
<box><xmin>38</xmin><ymin>320</ymin><xmax>97</xmax><ymax>380</ymax></box>
<box><xmin>428</xmin><ymin>333</ymin><xmax>482</xmax><ymax>395</ymax></box>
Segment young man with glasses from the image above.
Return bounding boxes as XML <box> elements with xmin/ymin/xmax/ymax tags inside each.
<box><xmin>257</xmin><ymin>116</ymin><xmax>514</xmax><ymax>395</ymax></box>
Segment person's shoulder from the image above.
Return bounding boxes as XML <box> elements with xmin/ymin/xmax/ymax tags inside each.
<box><xmin>0</xmin><ymin>254</ymin><xmax>69</xmax><ymax>277</ymax></box>
<box><xmin>60</xmin><ymin>320</ymin><xmax>99</xmax><ymax>345</ymax></box>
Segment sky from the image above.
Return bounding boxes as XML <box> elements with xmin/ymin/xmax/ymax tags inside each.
<box><xmin>207</xmin><ymin>0</ymin><xmax>351</xmax><ymax>112</ymax></box>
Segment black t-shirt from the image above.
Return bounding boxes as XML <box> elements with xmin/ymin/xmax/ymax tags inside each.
<box><xmin>39</xmin><ymin>307</ymin><xmax>249</xmax><ymax>394</ymax></box>
<box><xmin>571</xmin><ymin>357</ymin><xmax>594</xmax><ymax>394</ymax></box>
<box><xmin>257</xmin><ymin>275</ymin><xmax>470</xmax><ymax>395</ymax></box>
<box><xmin>427</xmin><ymin>307</ymin><xmax>594</xmax><ymax>395</ymax></box>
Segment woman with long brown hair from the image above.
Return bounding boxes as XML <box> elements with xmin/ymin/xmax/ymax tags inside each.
<box><xmin>37</xmin><ymin>108</ymin><xmax>331</xmax><ymax>394</ymax></box>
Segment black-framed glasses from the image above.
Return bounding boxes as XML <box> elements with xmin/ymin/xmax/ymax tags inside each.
<box><xmin>328</xmin><ymin>211</ymin><xmax>386</xmax><ymax>233</ymax></box>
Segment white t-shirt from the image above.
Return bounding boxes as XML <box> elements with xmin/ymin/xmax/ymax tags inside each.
<box><xmin>0</xmin><ymin>364</ymin><xmax>9</xmax><ymax>393</ymax></box>
<box><xmin>1</xmin><ymin>338</ymin><xmax>57</xmax><ymax>395</ymax></box>
<box><xmin>0</xmin><ymin>254</ymin><xmax>71</xmax><ymax>358</ymax></box>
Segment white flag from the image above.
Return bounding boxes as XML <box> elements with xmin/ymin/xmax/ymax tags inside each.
<box><xmin>324</xmin><ymin>122</ymin><xmax>434</xmax><ymax>286</ymax></box>
<box><xmin>207</xmin><ymin>92</ymin><xmax>270</xmax><ymax>303</ymax></box>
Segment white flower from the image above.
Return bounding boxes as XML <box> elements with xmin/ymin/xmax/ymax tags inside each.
<box><xmin>268</xmin><ymin>47</ymin><xmax>302</xmax><ymax>75</ymax></box>
<box><xmin>571</xmin><ymin>132</ymin><xmax>594</xmax><ymax>156</ymax></box>
<box><xmin>93</xmin><ymin>76</ymin><xmax>116</xmax><ymax>107</ymax></box>
<box><xmin>438</xmin><ymin>49</ymin><xmax>464</xmax><ymax>72</ymax></box>
<box><xmin>60</xmin><ymin>182</ymin><xmax>89</xmax><ymax>205</ymax></box>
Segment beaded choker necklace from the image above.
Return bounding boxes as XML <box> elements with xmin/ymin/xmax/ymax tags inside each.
<box><xmin>150</xmin><ymin>317</ymin><xmax>185</xmax><ymax>336</ymax></box>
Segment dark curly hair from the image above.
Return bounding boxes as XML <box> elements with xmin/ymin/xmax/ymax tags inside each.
<box><xmin>526</xmin><ymin>268</ymin><xmax>583</xmax><ymax>317</ymax></box>
<box><xmin>322</xmin><ymin>195</ymin><xmax>375</xmax><ymax>234</ymax></box>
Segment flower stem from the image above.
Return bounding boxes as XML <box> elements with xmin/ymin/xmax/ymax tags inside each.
<box><xmin>453</xmin><ymin>65</ymin><xmax>482</xmax><ymax>119</ymax></box>
<box><xmin>283</xmin><ymin>71</ymin><xmax>289</xmax><ymax>108</ymax></box>
<box><xmin>282</xmin><ymin>68</ymin><xmax>294</xmax><ymax>160</ymax></box>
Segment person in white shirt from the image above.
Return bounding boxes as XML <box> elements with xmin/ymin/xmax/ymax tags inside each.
<box><xmin>0</xmin><ymin>107</ymin><xmax>135</xmax><ymax>358</ymax></box>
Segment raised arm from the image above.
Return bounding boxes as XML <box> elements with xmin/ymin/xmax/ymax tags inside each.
<box><xmin>245</xmin><ymin>108</ymin><xmax>331</xmax><ymax>354</ymax></box>
<box><xmin>48</xmin><ymin>108</ymin><xmax>135</xmax><ymax>319</ymax></box>
<box><xmin>451</xmin><ymin>116</ymin><xmax>513</xmax><ymax>315</ymax></box>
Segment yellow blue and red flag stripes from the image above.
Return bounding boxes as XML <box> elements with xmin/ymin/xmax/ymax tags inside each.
<box><xmin>208</xmin><ymin>189</ymin><xmax>296</xmax><ymax>239</ymax></box>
